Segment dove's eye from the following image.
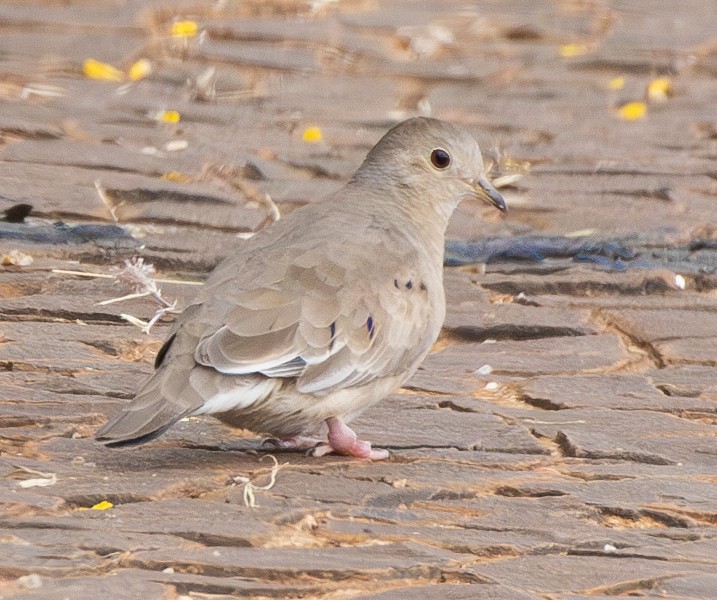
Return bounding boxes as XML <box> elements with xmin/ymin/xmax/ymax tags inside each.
<box><xmin>430</xmin><ymin>148</ymin><xmax>451</xmax><ymax>169</ymax></box>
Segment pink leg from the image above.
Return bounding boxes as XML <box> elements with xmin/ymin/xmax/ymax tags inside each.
<box><xmin>312</xmin><ymin>417</ymin><xmax>389</xmax><ymax>460</ymax></box>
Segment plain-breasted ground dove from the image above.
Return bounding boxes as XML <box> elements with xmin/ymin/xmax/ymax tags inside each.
<box><xmin>96</xmin><ymin>117</ymin><xmax>507</xmax><ymax>459</ymax></box>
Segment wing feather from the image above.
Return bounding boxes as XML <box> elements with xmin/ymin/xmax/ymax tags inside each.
<box><xmin>196</xmin><ymin>323</ymin><xmax>301</xmax><ymax>374</ymax></box>
<box><xmin>192</xmin><ymin>242</ymin><xmax>438</xmax><ymax>395</ymax></box>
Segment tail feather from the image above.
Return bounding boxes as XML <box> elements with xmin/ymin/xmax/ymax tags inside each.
<box><xmin>95</xmin><ymin>388</ymin><xmax>195</xmax><ymax>447</ymax></box>
<box><xmin>99</xmin><ymin>421</ymin><xmax>181</xmax><ymax>448</ymax></box>
<box><xmin>96</xmin><ymin>328</ymin><xmax>204</xmax><ymax>447</ymax></box>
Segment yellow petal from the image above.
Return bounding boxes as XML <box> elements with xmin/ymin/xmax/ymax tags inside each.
<box><xmin>618</xmin><ymin>101</ymin><xmax>647</xmax><ymax>121</ymax></box>
<box><xmin>171</xmin><ymin>20</ymin><xmax>198</xmax><ymax>38</ymax></box>
<box><xmin>559</xmin><ymin>43</ymin><xmax>588</xmax><ymax>58</ymax></box>
<box><xmin>647</xmin><ymin>77</ymin><xmax>672</xmax><ymax>102</ymax></box>
<box><xmin>83</xmin><ymin>59</ymin><xmax>125</xmax><ymax>82</ymax></box>
<box><xmin>91</xmin><ymin>500</ymin><xmax>113</xmax><ymax>510</ymax></box>
<box><xmin>607</xmin><ymin>76</ymin><xmax>625</xmax><ymax>91</ymax></box>
<box><xmin>156</xmin><ymin>109</ymin><xmax>181</xmax><ymax>124</ymax></box>
<box><xmin>162</xmin><ymin>171</ymin><xmax>193</xmax><ymax>183</ymax></box>
<box><xmin>302</xmin><ymin>126</ymin><xmax>323</xmax><ymax>143</ymax></box>
<box><xmin>128</xmin><ymin>59</ymin><xmax>152</xmax><ymax>81</ymax></box>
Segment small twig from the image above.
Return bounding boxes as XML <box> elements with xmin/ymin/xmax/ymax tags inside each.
<box><xmin>55</xmin><ymin>261</ymin><xmax>191</xmax><ymax>334</ymax></box>
<box><xmin>493</xmin><ymin>173</ymin><xmax>523</xmax><ymax>188</ymax></box>
<box><xmin>117</xmin><ymin>257</ymin><xmax>173</xmax><ymax>308</ymax></box>
<box><xmin>114</xmin><ymin>258</ymin><xmax>179</xmax><ymax>332</ymax></box>
<box><xmin>120</xmin><ymin>313</ymin><xmax>149</xmax><ymax>329</ymax></box>
<box><xmin>120</xmin><ymin>309</ymin><xmax>179</xmax><ymax>334</ymax></box>
<box><xmin>12</xmin><ymin>465</ymin><xmax>54</xmax><ymax>477</ymax></box>
<box><xmin>10</xmin><ymin>465</ymin><xmax>58</xmax><ymax>488</ymax></box>
<box><xmin>233</xmin><ymin>455</ymin><xmax>284</xmax><ymax>508</ymax></box>
<box><xmin>51</xmin><ymin>269</ymin><xmax>203</xmax><ymax>286</ymax></box>
<box><xmin>52</xmin><ymin>269</ymin><xmax>115</xmax><ymax>279</ymax></box>
<box><xmin>97</xmin><ymin>291</ymin><xmax>153</xmax><ymax>306</ymax></box>
<box><xmin>141</xmin><ymin>301</ymin><xmax>178</xmax><ymax>334</ymax></box>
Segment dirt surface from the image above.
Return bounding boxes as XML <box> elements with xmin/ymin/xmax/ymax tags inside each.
<box><xmin>1</xmin><ymin>1</ymin><xmax>717</xmax><ymax>598</ymax></box>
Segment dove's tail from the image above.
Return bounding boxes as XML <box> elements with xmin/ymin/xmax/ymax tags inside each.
<box><xmin>94</xmin><ymin>379</ymin><xmax>195</xmax><ymax>447</ymax></box>
<box><xmin>96</xmin><ymin>332</ymin><xmax>203</xmax><ymax>447</ymax></box>
<box><xmin>95</xmin><ymin>396</ymin><xmax>193</xmax><ymax>447</ymax></box>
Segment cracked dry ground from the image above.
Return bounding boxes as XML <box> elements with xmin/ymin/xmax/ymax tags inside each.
<box><xmin>1</xmin><ymin>0</ymin><xmax>717</xmax><ymax>599</ymax></box>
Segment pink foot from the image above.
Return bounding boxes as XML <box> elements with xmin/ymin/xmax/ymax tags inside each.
<box><xmin>311</xmin><ymin>417</ymin><xmax>389</xmax><ymax>460</ymax></box>
<box><xmin>262</xmin><ymin>435</ymin><xmax>322</xmax><ymax>451</ymax></box>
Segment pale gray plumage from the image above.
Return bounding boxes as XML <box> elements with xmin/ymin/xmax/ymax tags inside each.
<box><xmin>96</xmin><ymin>117</ymin><xmax>506</xmax><ymax>459</ymax></box>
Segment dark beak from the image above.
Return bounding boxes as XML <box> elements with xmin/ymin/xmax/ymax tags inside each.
<box><xmin>471</xmin><ymin>176</ymin><xmax>507</xmax><ymax>212</ymax></box>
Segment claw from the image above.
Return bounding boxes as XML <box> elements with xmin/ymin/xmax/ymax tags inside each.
<box><xmin>310</xmin><ymin>417</ymin><xmax>389</xmax><ymax>460</ymax></box>
<box><xmin>262</xmin><ymin>436</ymin><xmax>322</xmax><ymax>451</ymax></box>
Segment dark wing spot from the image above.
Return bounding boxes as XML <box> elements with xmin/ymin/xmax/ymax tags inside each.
<box><xmin>329</xmin><ymin>321</ymin><xmax>336</xmax><ymax>350</ymax></box>
<box><xmin>366</xmin><ymin>316</ymin><xmax>375</xmax><ymax>339</ymax></box>
<box><xmin>154</xmin><ymin>333</ymin><xmax>176</xmax><ymax>369</ymax></box>
<box><xmin>405</xmin><ymin>280</ymin><xmax>413</xmax><ymax>290</ymax></box>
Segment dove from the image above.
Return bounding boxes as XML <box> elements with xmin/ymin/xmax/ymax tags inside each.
<box><xmin>96</xmin><ymin>117</ymin><xmax>507</xmax><ymax>459</ymax></box>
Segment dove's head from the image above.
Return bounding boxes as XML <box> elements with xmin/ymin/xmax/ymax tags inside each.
<box><xmin>350</xmin><ymin>117</ymin><xmax>506</xmax><ymax>219</ymax></box>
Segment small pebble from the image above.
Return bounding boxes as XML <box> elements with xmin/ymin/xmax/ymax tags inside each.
<box><xmin>474</xmin><ymin>364</ymin><xmax>493</xmax><ymax>376</ymax></box>
<box><xmin>164</xmin><ymin>139</ymin><xmax>189</xmax><ymax>152</ymax></box>
<box><xmin>17</xmin><ymin>574</ymin><xmax>42</xmax><ymax>590</ymax></box>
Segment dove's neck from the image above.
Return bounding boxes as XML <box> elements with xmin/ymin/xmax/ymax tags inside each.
<box><xmin>346</xmin><ymin>177</ymin><xmax>458</xmax><ymax>260</ymax></box>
